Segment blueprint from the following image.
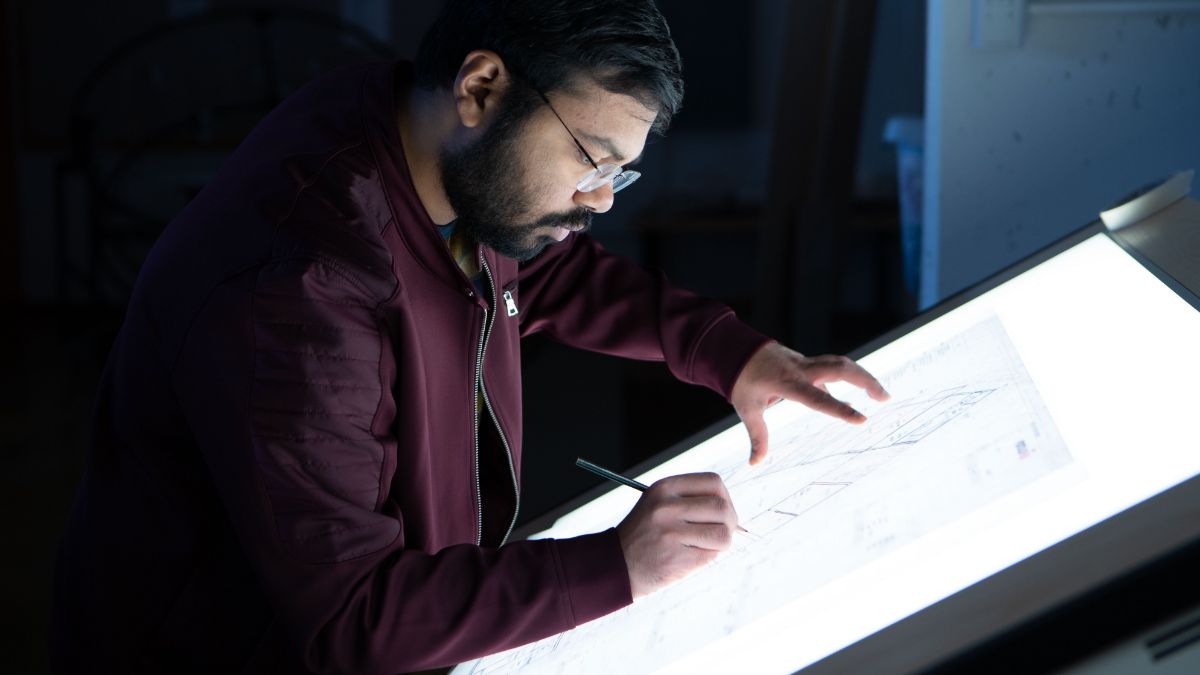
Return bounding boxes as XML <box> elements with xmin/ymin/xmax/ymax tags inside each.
<box><xmin>456</xmin><ymin>315</ymin><xmax>1072</xmax><ymax>674</ymax></box>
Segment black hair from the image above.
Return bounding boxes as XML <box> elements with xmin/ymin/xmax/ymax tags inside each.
<box><xmin>414</xmin><ymin>0</ymin><xmax>684</xmax><ymax>134</ymax></box>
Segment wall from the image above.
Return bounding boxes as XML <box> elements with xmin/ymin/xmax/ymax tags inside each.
<box><xmin>857</xmin><ymin>0</ymin><xmax>927</xmax><ymax>199</ymax></box>
<box><xmin>924</xmin><ymin>0</ymin><xmax>1200</xmax><ymax>307</ymax></box>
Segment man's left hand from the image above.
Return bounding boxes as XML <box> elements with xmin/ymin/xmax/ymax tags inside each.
<box><xmin>731</xmin><ymin>342</ymin><xmax>890</xmax><ymax>465</ymax></box>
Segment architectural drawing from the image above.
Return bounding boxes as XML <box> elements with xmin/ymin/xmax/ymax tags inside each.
<box><xmin>456</xmin><ymin>314</ymin><xmax>1072</xmax><ymax>674</ymax></box>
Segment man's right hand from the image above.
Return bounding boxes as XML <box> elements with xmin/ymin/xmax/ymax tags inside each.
<box><xmin>615</xmin><ymin>472</ymin><xmax>738</xmax><ymax>599</ymax></box>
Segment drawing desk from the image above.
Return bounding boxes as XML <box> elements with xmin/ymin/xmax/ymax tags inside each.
<box><xmin>456</xmin><ymin>186</ymin><xmax>1200</xmax><ymax>674</ymax></box>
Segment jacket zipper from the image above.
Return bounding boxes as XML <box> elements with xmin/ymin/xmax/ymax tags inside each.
<box><xmin>472</xmin><ymin>298</ymin><xmax>487</xmax><ymax>547</ymax></box>
<box><xmin>473</xmin><ymin>254</ymin><xmax>521</xmax><ymax>547</ymax></box>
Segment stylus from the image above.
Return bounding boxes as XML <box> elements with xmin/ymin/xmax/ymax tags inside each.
<box><xmin>575</xmin><ymin>457</ymin><xmax>650</xmax><ymax>491</ymax></box>
<box><xmin>574</xmin><ymin>457</ymin><xmax>750</xmax><ymax>534</ymax></box>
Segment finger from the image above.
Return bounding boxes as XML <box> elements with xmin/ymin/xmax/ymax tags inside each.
<box><xmin>709</xmin><ymin>476</ymin><xmax>736</xmax><ymax>511</ymax></box>
<box><xmin>702</xmin><ymin>477</ymin><xmax>740</xmax><ymax>527</ymax></box>
<box><xmin>808</xmin><ymin>356</ymin><xmax>890</xmax><ymax>401</ymax></box>
<box><xmin>740</xmin><ymin>408</ymin><xmax>770</xmax><ymax>465</ymax></box>
<box><xmin>679</xmin><ymin>547</ymin><xmax>721</xmax><ymax>569</ymax></box>
<box><xmin>784</xmin><ymin>381</ymin><xmax>866</xmax><ymax>424</ymax></box>
<box><xmin>655</xmin><ymin>472</ymin><xmax>725</xmax><ymax>497</ymax></box>
<box><xmin>671</xmin><ymin>494</ymin><xmax>736</xmax><ymax>524</ymax></box>
<box><xmin>677</xmin><ymin>522</ymin><xmax>734</xmax><ymax>551</ymax></box>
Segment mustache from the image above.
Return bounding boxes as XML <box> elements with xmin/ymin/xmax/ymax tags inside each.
<box><xmin>528</xmin><ymin>207</ymin><xmax>593</xmax><ymax>232</ymax></box>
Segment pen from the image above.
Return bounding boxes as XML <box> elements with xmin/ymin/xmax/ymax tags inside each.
<box><xmin>574</xmin><ymin>457</ymin><xmax>750</xmax><ymax>534</ymax></box>
<box><xmin>575</xmin><ymin>457</ymin><xmax>650</xmax><ymax>491</ymax></box>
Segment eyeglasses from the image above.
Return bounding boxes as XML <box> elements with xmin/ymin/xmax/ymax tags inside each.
<box><xmin>536</xmin><ymin>90</ymin><xmax>641</xmax><ymax>194</ymax></box>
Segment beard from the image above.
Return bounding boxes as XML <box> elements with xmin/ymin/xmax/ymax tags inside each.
<box><xmin>438</xmin><ymin>89</ymin><xmax>593</xmax><ymax>262</ymax></box>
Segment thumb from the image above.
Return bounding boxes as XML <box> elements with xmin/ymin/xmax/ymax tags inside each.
<box><xmin>741</xmin><ymin>408</ymin><xmax>770</xmax><ymax>465</ymax></box>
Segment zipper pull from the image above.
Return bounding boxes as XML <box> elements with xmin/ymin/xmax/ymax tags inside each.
<box><xmin>502</xmin><ymin>290</ymin><xmax>519</xmax><ymax>317</ymax></box>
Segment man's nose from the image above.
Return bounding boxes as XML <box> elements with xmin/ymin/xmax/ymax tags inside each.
<box><xmin>573</xmin><ymin>183</ymin><xmax>615</xmax><ymax>214</ymax></box>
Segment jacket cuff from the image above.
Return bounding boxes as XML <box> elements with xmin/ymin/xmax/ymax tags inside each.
<box><xmin>688</xmin><ymin>313</ymin><xmax>775</xmax><ymax>399</ymax></box>
<box><xmin>552</xmin><ymin>528</ymin><xmax>633</xmax><ymax>627</ymax></box>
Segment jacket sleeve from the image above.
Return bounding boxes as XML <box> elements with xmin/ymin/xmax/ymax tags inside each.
<box><xmin>516</xmin><ymin>233</ymin><xmax>774</xmax><ymax>399</ymax></box>
<box><xmin>170</xmin><ymin>257</ymin><xmax>631</xmax><ymax>674</ymax></box>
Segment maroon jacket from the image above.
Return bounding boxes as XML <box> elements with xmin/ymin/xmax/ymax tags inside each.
<box><xmin>51</xmin><ymin>62</ymin><xmax>771</xmax><ymax>674</ymax></box>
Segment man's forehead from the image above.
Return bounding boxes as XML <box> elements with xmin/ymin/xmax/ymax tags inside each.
<box><xmin>549</xmin><ymin>78</ymin><xmax>657</xmax><ymax>161</ymax></box>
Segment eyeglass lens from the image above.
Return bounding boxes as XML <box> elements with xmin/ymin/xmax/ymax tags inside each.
<box><xmin>577</xmin><ymin>166</ymin><xmax>641</xmax><ymax>193</ymax></box>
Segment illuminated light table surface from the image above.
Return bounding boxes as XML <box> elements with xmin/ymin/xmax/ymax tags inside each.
<box><xmin>456</xmin><ymin>204</ymin><xmax>1200</xmax><ymax>675</ymax></box>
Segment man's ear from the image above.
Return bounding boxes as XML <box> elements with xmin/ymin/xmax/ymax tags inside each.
<box><xmin>452</xmin><ymin>50</ymin><xmax>510</xmax><ymax>129</ymax></box>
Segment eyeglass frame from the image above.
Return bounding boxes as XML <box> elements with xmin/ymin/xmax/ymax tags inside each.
<box><xmin>535</xmin><ymin>90</ymin><xmax>642</xmax><ymax>194</ymax></box>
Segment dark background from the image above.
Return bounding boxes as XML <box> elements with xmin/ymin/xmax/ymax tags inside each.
<box><xmin>0</xmin><ymin>1</ymin><xmax>925</xmax><ymax>671</ymax></box>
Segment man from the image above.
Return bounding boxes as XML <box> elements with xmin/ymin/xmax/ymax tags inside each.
<box><xmin>52</xmin><ymin>1</ymin><xmax>887</xmax><ymax>672</ymax></box>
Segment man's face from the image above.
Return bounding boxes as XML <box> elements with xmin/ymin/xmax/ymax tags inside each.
<box><xmin>439</xmin><ymin>78</ymin><xmax>655</xmax><ymax>261</ymax></box>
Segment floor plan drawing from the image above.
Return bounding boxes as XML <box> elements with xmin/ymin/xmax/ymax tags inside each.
<box><xmin>456</xmin><ymin>314</ymin><xmax>1073</xmax><ymax>675</ymax></box>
